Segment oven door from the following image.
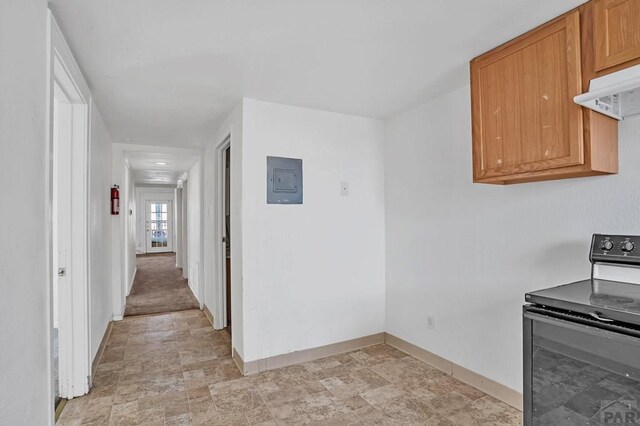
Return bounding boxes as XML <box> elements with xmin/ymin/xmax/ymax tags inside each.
<box><xmin>524</xmin><ymin>307</ymin><xmax>640</xmax><ymax>426</ymax></box>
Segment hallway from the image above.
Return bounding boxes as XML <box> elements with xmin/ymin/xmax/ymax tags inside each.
<box><xmin>124</xmin><ymin>254</ymin><xmax>199</xmax><ymax>316</ymax></box>
<box><xmin>57</xmin><ymin>309</ymin><xmax>521</xmax><ymax>425</ymax></box>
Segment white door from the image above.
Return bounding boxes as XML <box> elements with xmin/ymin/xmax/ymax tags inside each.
<box><xmin>146</xmin><ymin>200</ymin><xmax>173</xmax><ymax>253</ymax></box>
<box><xmin>52</xmin><ymin>90</ymin><xmax>72</xmax><ymax>405</ymax></box>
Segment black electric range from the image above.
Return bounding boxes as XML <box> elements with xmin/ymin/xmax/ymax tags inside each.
<box><xmin>523</xmin><ymin>234</ymin><xmax>640</xmax><ymax>426</ymax></box>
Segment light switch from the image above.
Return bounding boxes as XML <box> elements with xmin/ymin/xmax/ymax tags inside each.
<box><xmin>340</xmin><ymin>181</ymin><xmax>349</xmax><ymax>197</ymax></box>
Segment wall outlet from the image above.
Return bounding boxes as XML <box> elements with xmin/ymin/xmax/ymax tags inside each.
<box><xmin>427</xmin><ymin>315</ymin><xmax>435</xmax><ymax>330</ymax></box>
<box><xmin>340</xmin><ymin>181</ymin><xmax>349</xmax><ymax>196</ymax></box>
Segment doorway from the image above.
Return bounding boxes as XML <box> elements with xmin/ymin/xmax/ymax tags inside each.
<box><xmin>213</xmin><ymin>135</ymin><xmax>231</xmax><ymax>331</ymax></box>
<box><xmin>49</xmin><ymin>15</ymin><xmax>91</xmax><ymax>416</ymax></box>
<box><xmin>224</xmin><ymin>147</ymin><xmax>231</xmax><ymax>331</ymax></box>
<box><xmin>145</xmin><ymin>200</ymin><xmax>173</xmax><ymax>253</ymax></box>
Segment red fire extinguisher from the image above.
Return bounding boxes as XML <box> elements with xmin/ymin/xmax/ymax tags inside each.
<box><xmin>111</xmin><ymin>185</ymin><xmax>120</xmax><ymax>215</ymax></box>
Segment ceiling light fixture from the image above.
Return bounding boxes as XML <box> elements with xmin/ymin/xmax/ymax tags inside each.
<box><xmin>155</xmin><ymin>162</ymin><xmax>167</xmax><ymax>165</ymax></box>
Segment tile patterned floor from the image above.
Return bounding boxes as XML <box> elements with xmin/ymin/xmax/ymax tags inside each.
<box><xmin>58</xmin><ymin>310</ymin><xmax>522</xmax><ymax>425</ymax></box>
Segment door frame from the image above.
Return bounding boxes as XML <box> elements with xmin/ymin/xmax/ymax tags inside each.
<box><xmin>213</xmin><ymin>135</ymin><xmax>231</xmax><ymax>330</ymax></box>
<box><xmin>145</xmin><ymin>199</ymin><xmax>174</xmax><ymax>253</ymax></box>
<box><xmin>47</xmin><ymin>10</ymin><xmax>91</xmax><ymax>404</ymax></box>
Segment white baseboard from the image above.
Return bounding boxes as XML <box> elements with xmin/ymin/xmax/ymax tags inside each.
<box><xmin>232</xmin><ymin>347</ymin><xmax>244</xmax><ymax>376</ymax></box>
<box><xmin>203</xmin><ymin>304</ymin><xmax>214</xmax><ymax>327</ymax></box>
<box><xmin>113</xmin><ymin>304</ymin><xmax>125</xmax><ymax>321</ymax></box>
<box><xmin>127</xmin><ymin>267</ymin><xmax>137</xmax><ymax>295</ymax></box>
<box><xmin>91</xmin><ymin>321</ymin><xmax>113</xmax><ymax>381</ymax></box>
<box><xmin>236</xmin><ymin>333</ymin><xmax>386</xmax><ymax>376</ymax></box>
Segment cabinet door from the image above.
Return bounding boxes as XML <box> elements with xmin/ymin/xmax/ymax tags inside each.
<box><xmin>594</xmin><ymin>0</ymin><xmax>640</xmax><ymax>71</ymax></box>
<box><xmin>471</xmin><ymin>11</ymin><xmax>584</xmax><ymax>181</ymax></box>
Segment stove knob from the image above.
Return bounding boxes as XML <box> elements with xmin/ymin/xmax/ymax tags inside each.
<box><xmin>602</xmin><ymin>240</ymin><xmax>614</xmax><ymax>251</ymax></box>
<box><xmin>622</xmin><ymin>241</ymin><xmax>635</xmax><ymax>252</ymax></box>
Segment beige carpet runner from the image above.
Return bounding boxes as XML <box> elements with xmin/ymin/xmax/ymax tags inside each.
<box><xmin>124</xmin><ymin>253</ymin><xmax>199</xmax><ymax>316</ymax></box>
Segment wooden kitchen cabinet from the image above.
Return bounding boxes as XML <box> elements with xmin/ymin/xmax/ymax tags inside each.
<box><xmin>470</xmin><ymin>6</ymin><xmax>618</xmax><ymax>184</ymax></box>
<box><xmin>594</xmin><ymin>0</ymin><xmax>640</xmax><ymax>72</ymax></box>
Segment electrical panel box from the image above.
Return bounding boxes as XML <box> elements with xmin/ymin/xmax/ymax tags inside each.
<box><xmin>267</xmin><ymin>156</ymin><xmax>303</xmax><ymax>204</ymax></box>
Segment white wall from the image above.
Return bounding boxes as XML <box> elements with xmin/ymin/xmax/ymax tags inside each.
<box><xmin>203</xmin><ymin>138</ymin><xmax>216</xmax><ymax>310</ymax></box>
<box><xmin>240</xmin><ymin>99</ymin><xmax>386</xmax><ymax>362</ymax></box>
<box><xmin>0</xmin><ymin>0</ymin><xmax>50</xmax><ymax>423</ymax></box>
<box><xmin>176</xmin><ymin>187</ymin><xmax>183</xmax><ymax>268</ymax></box>
<box><xmin>135</xmin><ymin>186</ymin><xmax>175</xmax><ymax>254</ymax></box>
<box><xmin>111</xmin><ymin>146</ymin><xmax>136</xmax><ymax>318</ymax></box>
<box><xmin>182</xmin><ymin>180</ymin><xmax>189</xmax><ymax>280</ymax></box>
<box><xmin>111</xmin><ymin>148</ymin><xmax>125</xmax><ymax>317</ymax></box>
<box><xmin>125</xmin><ymin>167</ymin><xmax>136</xmax><ymax>292</ymax></box>
<box><xmin>89</xmin><ymin>102</ymin><xmax>113</xmax><ymax>360</ymax></box>
<box><xmin>384</xmin><ymin>84</ymin><xmax>640</xmax><ymax>393</ymax></box>
<box><xmin>187</xmin><ymin>160</ymin><xmax>203</xmax><ymax>304</ymax></box>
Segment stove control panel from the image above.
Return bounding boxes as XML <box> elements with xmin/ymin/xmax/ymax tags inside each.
<box><xmin>590</xmin><ymin>234</ymin><xmax>640</xmax><ymax>266</ymax></box>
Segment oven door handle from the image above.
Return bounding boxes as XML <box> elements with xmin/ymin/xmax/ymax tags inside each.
<box><xmin>524</xmin><ymin>308</ymin><xmax>640</xmax><ymax>340</ymax></box>
<box><xmin>588</xmin><ymin>312</ymin><xmax>614</xmax><ymax>322</ymax></box>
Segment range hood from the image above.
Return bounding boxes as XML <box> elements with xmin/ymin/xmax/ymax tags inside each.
<box><xmin>574</xmin><ymin>64</ymin><xmax>640</xmax><ymax>120</ymax></box>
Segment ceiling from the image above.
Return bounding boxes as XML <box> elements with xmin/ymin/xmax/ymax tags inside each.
<box><xmin>119</xmin><ymin>145</ymin><xmax>201</xmax><ymax>185</ymax></box>
<box><xmin>50</xmin><ymin>0</ymin><xmax>586</xmax><ymax>148</ymax></box>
